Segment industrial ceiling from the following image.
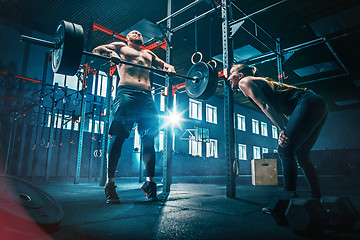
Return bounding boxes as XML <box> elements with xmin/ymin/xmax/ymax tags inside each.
<box><xmin>1</xmin><ymin>0</ymin><xmax>359</xmax><ymax>112</ymax></box>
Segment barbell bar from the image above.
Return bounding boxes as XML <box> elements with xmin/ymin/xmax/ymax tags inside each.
<box><xmin>22</xmin><ymin>34</ymin><xmax>198</xmax><ymax>81</ymax></box>
<box><xmin>20</xmin><ymin>21</ymin><xmax>196</xmax><ymax>81</ymax></box>
<box><xmin>20</xmin><ymin>20</ymin><xmax>218</xmax><ymax>100</ymax></box>
<box><xmin>84</xmin><ymin>50</ymin><xmax>199</xmax><ymax>82</ymax></box>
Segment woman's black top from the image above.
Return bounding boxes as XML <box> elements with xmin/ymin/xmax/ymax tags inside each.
<box><xmin>247</xmin><ymin>81</ymin><xmax>313</xmax><ymax>116</ymax></box>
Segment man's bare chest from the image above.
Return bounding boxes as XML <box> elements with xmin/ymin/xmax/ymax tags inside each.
<box><xmin>120</xmin><ymin>47</ymin><xmax>152</xmax><ymax>65</ymax></box>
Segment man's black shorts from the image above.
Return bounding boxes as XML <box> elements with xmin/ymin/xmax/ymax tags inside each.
<box><xmin>109</xmin><ymin>85</ymin><xmax>159</xmax><ymax>138</ymax></box>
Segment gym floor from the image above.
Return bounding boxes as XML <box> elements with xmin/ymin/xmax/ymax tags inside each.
<box><xmin>9</xmin><ymin>176</ymin><xmax>360</xmax><ymax>240</ymax></box>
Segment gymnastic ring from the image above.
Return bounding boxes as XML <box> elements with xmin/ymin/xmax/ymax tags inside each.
<box><xmin>191</xmin><ymin>52</ymin><xmax>203</xmax><ymax>64</ymax></box>
<box><xmin>98</xmin><ymin>150</ymin><xmax>103</xmax><ymax>158</ymax></box>
<box><xmin>93</xmin><ymin>150</ymin><xmax>98</xmax><ymax>157</ymax></box>
<box><xmin>233</xmin><ymin>158</ymin><xmax>240</xmax><ymax>176</ymax></box>
<box><xmin>73</xmin><ymin>99</ymin><xmax>81</xmax><ymax>106</ymax></box>
<box><xmin>40</xmin><ymin>139</ymin><xmax>45</xmax><ymax>146</ymax></box>
<box><xmin>111</xmin><ymin>85</ymin><xmax>115</xmax><ymax>92</ymax></box>
<box><xmin>207</xmin><ymin>60</ymin><xmax>217</xmax><ymax>69</ymax></box>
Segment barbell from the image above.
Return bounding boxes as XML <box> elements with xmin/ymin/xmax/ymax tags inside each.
<box><xmin>20</xmin><ymin>20</ymin><xmax>218</xmax><ymax>100</ymax></box>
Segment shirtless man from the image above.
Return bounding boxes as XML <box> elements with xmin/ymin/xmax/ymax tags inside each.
<box><xmin>92</xmin><ymin>30</ymin><xmax>175</xmax><ymax>203</ymax></box>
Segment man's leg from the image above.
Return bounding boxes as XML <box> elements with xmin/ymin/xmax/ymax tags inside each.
<box><xmin>105</xmin><ymin>134</ymin><xmax>126</xmax><ymax>204</ymax></box>
<box><xmin>140</xmin><ymin>133</ymin><xmax>158</xmax><ymax>201</ymax></box>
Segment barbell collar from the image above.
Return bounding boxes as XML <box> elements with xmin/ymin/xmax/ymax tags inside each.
<box><xmin>21</xmin><ymin>35</ymin><xmax>56</xmax><ymax>49</ymax></box>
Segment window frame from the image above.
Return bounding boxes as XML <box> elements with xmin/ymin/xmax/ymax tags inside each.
<box><xmin>261</xmin><ymin>122</ymin><xmax>268</xmax><ymax>136</ymax></box>
<box><xmin>238</xmin><ymin>144</ymin><xmax>247</xmax><ymax>160</ymax></box>
<box><xmin>237</xmin><ymin>114</ymin><xmax>246</xmax><ymax>131</ymax></box>
<box><xmin>189</xmin><ymin>99</ymin><xmax>202</xmax><ymax>120</ymax></box>
<box><xmin>206</xmin><ymin>139</ymin><xmax>218</xmax><ymax>158</ymax></box>
<box><xmin>206</xmin><ymin>104</ymin><xmax>217</xmax><ymax>124</ymax></box>
<box><xmin>272</xmin><ymin>125</ymin><xmax>278</xmax><ymax>139</ymax></box>
<box><xmin>253</xmin><ymin>146</ymin><xmax>261</xmax><ymax>159</ymax></box>
<box><xmin>189</xmin><ymin>137</ymin><xmax>202</xmax><ymax>157</ymax></box>
<box><xmin>252</xmin><ymin>119</ymin><xmax>259</xmax><ymax>134</ymax></box>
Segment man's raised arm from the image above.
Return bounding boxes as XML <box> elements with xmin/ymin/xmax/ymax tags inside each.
<box><xmin>92</xmin><ymin>42</ymin><xmax>126</xmax><ymax>58</ymax></box>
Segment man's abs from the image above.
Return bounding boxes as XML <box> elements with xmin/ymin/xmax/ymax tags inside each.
<box><xmin>117</xmin><ymin>48</ymin><xmax>153</xmax><ymax>90</ymax></box>
<box><xmin>117</xmin><ymin>63</ymin><xmax>152</xmax><ymax>90</ymax></box>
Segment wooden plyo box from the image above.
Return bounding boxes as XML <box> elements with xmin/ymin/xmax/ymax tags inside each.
<box><xmin>251</xmin><ymin>158</ymin><xmax>278</xmax><ymax>186</ymax></box>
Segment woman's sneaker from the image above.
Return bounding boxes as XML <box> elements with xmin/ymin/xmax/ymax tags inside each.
<box><xmin>105</xmin><ymin>182</ymin><xmax>120</xmax><ymax>204</ymax></box>
<box><xmin>141</xmin><ymin>181</ymin><xmax>158</xmax><ymax>201</ymax></box>
<box><xmin>261</xmin><ymin>207</ymin><xmax>272</xmax><ymax>215</ymax></box>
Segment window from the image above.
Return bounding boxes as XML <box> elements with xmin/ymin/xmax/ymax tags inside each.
<box><xmin>160</xmin><ymin>93</ymin><xmax>165</xmax><ymax>112</ymax></box>
<box><xmin>47</xmin><ymin>112</ymin><xmax>88</xmax><ymax>132</ymax></box>
<box><xmin>54</xmin><ymin>72</ymin><xmax>83</xmax><ymax>90</ymax></box>
<box><xmin>156</xmin><ymin>131</ymin><xmax>175</xmax><ymax>152</ymax></box>
<box><xmin>91</xmin><ymin>71</ymin><xmax>117</xmax><ymax>98</ymax></box>
<box><xmin>47</xmin><ymin>112</ymin><xmax>62</xmax><ymax>129</ymax></box>
<box><xmin>272</xmin><ymin>126</ymin><xmax>278</xmax><ymax>139</ymax></box>
<box><xmin>159</xmin><ymin>92</ymin><xmax>176</xmax><ymax>112</ymax></box>
<box><xmin>253</xmin><ymin>146</ymin><xmax>261</xmax><ymax>159</ymax></box>
<box><xmin>195</xmin><ymin>127</ymin><xmax>209</xmax><ymax>142</ymax></box>
<box><xmin>252</xmin><ymin>119</ymin><xmax>259</xmax><ymax>134</ymax></box>
<box><xmin>159</xmin><ymin>131</ymin><xmax>164</xmax><ymax>151</ymax></box>
<box><xmin>206</xmin><ymin>104</ymin><xmax>217</xmax><ymax>124</ymax></box>
<box><xmin>55</xmin><ymin>71</ymin><xmax>117</xmax><ymax>99</ymax></box>
<box><xmin>189</xmin><ymin>137</ymin><xmax>202</xmax><ymax>156</ymax></box>
<box><xmin>262</xmin><ymin>148</ymin><xmax>269</xmax><ymax>158</ymax></box>
<box><xmin>89</xmin><ymin>119</ymin><xmax>104</xmax><ymax>134</ymax></box>
<box><xmin>189</xmin><ymin>99</ymin><xmax>202</xmax><ymax>120</ymax></box>
<box><xmin>237</xmin><ymin>114</ymin><xmax>246</xmax><ymax>131</ymax></box>
<box><xmin>206</xmin><ymin>139</ymin><xmax>218</xmax><ymax>158</ymax></box>
<box><xmin>172</xmin><ymin>132</ymin><xmax>175</xmax><ymax>152</ymax></box>
<box><xmin>238</xmin><ymin>144</ymin><xmax>247</xmax><ymax>160</ymax></box>
<box><xmin>151</xmin><ymin>88</ymin><xmax>155</xmax><ymax>100</ymax></box>
<box><xmin>173</xmin><ymin>93</ymin><xmax>177</xmax><ymax>112</ymax></box>
<box><xmin>261</xmin><ymin>122</ymin><xmax>268</xmax><ymax>136</ymax></box>
<box><xmin>133</xmin><ymin>128</ymin><xmax>141</xmax><ymax>151</ymax></box>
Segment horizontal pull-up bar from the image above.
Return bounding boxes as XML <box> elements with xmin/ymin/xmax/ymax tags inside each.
<box><xmin>230</xmin><ymin>0</ymin><xmax>287</xmax><ymax>28</ymax></box>
<box><xmin>171</xmin><ymin>5</ymin><xmax>220</xmax><ymax>33</ymax></box>
<box><xmin>230</xmin><ymin>0</ymin><xmax>287</xmax><ymax>46</ymax></box>
<box><xmin>156</xmin><ymin>0</ymin><xmax>204</xmax><ymax>25</ymax></box>
<box><xmin>239</xmin><ymin>28</ymin><xmax>360</xmax><ymax>64</ymax></box>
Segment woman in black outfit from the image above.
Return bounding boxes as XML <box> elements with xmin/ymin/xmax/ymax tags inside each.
<box><xmin>227</xmin><ymin>64</ymin><xmax>328</xmax><ymax>214</ymax></box>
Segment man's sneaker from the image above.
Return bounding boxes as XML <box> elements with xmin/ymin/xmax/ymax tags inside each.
<box><xmin>141</xmin><ymin>181</ymin><xmax>158</xmax><ymax>201</ymax></box>
<box><xmin>105</xmin><ymin>182</ymin><xmax>120</xmax><ymax>204</ymax></box>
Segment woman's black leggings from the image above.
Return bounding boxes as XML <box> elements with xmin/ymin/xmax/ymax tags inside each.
<box><xmin>278</xmin><ymin>92</ymin><xmax>328</xmax><ymax>198</ymax></box>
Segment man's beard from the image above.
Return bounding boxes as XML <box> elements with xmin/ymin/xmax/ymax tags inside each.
<box><xmin>132</xmin><ymin>39</ymin><xmax>143</xmax><ymax>45</ymax></box>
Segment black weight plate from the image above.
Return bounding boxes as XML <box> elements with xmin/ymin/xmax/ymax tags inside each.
<box><xmin>197</xmin><ymin>63</ymin><xmax>213</xmax><ymax>100</ymax></box>
<box><xmin>202</xmin><ymin>63</ymin><xmax>218</xmax><ymax>100</ymax></box>
<box><xmin>52</xmin><ymin>20</ymin><xmax>84</xmax><ymax>76</ymax></box>
<box><xmin>185</xmin><ymin>62</ymin><xmax>211</xmax><ymax>99</ymax></box>
<box><xmin>0</xmin><ymin>175</ymin><xmax>64</xmax><ymax>229</ymax></box>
